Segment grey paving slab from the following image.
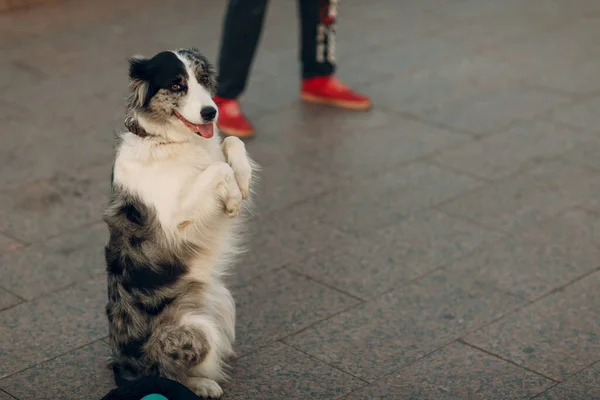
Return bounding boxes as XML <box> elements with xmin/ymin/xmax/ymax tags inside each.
<box><xmin>364</xmin><ymin>31</ymin><xmax>476</xmax><ymax>77</ymax></box>
<box><xmin>419</xmin><ymin>87</ymin><xmax>569</xmax><ymax>136</ymax></box>
<box><xmin>231</xmin><ymin>207</ymin><xmax>355</xmax><ymax>288</ymax></box>
<box><xmin>242</xmin><ymin>66</ymin><xmax>299</xmax><ymax>114</ymax></box>
<box><xmin>534</xmin><ymin>362</ymin><xmax>600</xmax><ymax>400</ymax></box>
<box><xmin>248</xmin><ymin>108</ymin><xmax>401</xmax><ymax>215</ymax></box>
<box><xmin>224</xmin><ymin>342</ymin><xmax>365</xmax><ymax>400</ymax></box>
<box><xmin>0</xmin><ymin>290</ymin><xmax>21</xmax><ymax>311</ymax></box>
<box><xmin>0</xmin><ymin>341</ymin><xmax>114</xmax><ymax>400</ymax></box>
<box><xmin>430</xmin><ymin>15</ymin><xmax>550</xmax><ymax>54</ymax></box>
<box><xmin>366</xmin><ymin>0</ymin><xmax>465</xmax><ymax>14</ymax></box>
<box><xmin>366</xmin><ymin>56</ymin><xmax>521</xmax><ymax>115</ymax></box>
<box><xmin>433</xmin><ymin>120</ymin><xmax>596</xmax><ymax>180</ymax></box>
<box><xmin>513</xmin><ymin>57</ymin><xmax>600</xmax><ymax>95</ymax></box>
<box><xmin>0</xmin><ymin>233</ymin><xmax>23</xmax><ymax>255</ymax></box>
<box><xmin>0</xmin><ymin>0</ymin><xmax>167</xmax><ymax>49</ymax></box>
<box><xmin>0</xmin><ymin>118</ymin><xmax>81</xmax><ymax>191</ymax></box>
<box><xmin>561</xmin><ymin>140</ymin><xmax>600</xmax><ymax>173</ymax></box>
<box><xmin>0</xmin><ymin>3</ymin><xmax>173</xmax><ymax>72</ymax></box>
<box><xmin>0</xmin><ymin>58</ymin><xmax>48</xmax><ymax>92</ymax></box>
<box><xmin>0</xmin><ymin>98</ymin><xmax>26</xmax><ymax>122</ymax></box>
<box><xmin>232</xmin><ymin>268</ymin><xmax>361</xmax><ymax>356</ymax></box>
<box><xmin>445</xmin><ymin>209</ymin><xmax>600</xmax><ymax>301</ymax></box>
<box><xmin>550</xmin><ymin>97</ymin><xmax>600</xmax><ymax>132</ymax></box>
<box><xmin>2</xmin><ymin>74</ymin><xmax>124</xmax><ymax>133</ymax></box>
<box><xmin>345</xmin><ymin>342</ymin><xmax>553</xmax><ymax>400</ymax></box>
<box><xmin>0</xmin><ymin>223</ymin><xmax>107</xmax><ymax>300</ymax></box>
<box><xmin>335</xmin><ymin>8</ymin><xmax>443</xmax><ymax>57</ymax></box>
<box><xmin>285</xmin><ymin>270</ymin><xmax>524</xmax><ymax>381</ymax></box>
<box><xmin>431</xmin><ymin>8</ymin><xmax>564</xmax><ymax>40</ymax></box>
<box><xmin>247</xmin><ymin>106</ymin><xmax>393</xmax><ymax>168</ymax></box>
<box><xmin>291</xmin><ymin>209</ymin><xmax>503</xmax><ymax>298</ymax></box>
<box><xmin>464</xmin><ymin>271</ymin><xmax>600</xmax><ymax>381</ymax></box>
<box><xmin>440</xmin><ymin>160</ymin><xmax>600</xmax><ymax>233</ymax></box>
<box><xmin>0</xmin><ymin>277</ymin><xmax>107</xmax><ymax>378</ymax></box>
<box><xmin>0</xmin><ymin>163</ymin><xmax>110</xmax><ymax>243</ymax></box>
<box><xmin>252</xmin><ymin>149</ymin><xmax>341</xmax><ymax>216</ymax></box>
<box><xmin>483</xmin><ymin>15</ymin><xmax>600</xmax><ymax>69</ymax></box>
<box><xmin>128</xmin><ymin>0</ymin><xmax>225</xmax><ymax>47</ymax></box>
<box><xmin>306</xmin><ymin>118</ymin><xmax>468</xmax><ymax>183</ymax></box>
<box><xmin>435</xmin><ymin>0</ymin><xmax>600</xmax><ymax>20</ymax></box>
<box><xmin>0</xmin><ymin>391</ymin><xmax>16</xmax><ymax>400</ymax></box>
<box><xmin>255</xmin><ymin>6</ymin><xmax>299</xmax><ymax>54</ymax></box>
<box><xmin>302</xmin><ymin>161</ymin><xmax>484</xmax><ymax>235</ymax></box>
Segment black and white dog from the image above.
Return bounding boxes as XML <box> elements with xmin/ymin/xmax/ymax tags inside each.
<box><xmin>103</xmin><ymin>48</ymin><xmax>255</xmax><ymax>398</ymax></box>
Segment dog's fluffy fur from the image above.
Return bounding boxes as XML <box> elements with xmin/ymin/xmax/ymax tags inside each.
<box><xmin>103</xmin><ymin>48</ymin><xmax>255</xmax><ymax>398</ymax></box>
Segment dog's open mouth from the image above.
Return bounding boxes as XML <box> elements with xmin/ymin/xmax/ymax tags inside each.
<box><xmin>174</xmin><ymin>111</ymin><xmax>214</xmax><ymax>139</ymax></box>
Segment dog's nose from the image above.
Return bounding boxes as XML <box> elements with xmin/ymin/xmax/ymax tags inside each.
<box><xmin>200</xmin><ymin>106</ymin><xmax>217</xmax><ymax>122</ymax></box>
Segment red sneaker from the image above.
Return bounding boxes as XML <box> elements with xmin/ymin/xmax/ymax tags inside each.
<box><xmin>213</xmin><ymin>96</ymin><xmax>255</xmax><ymax>138</ymax></box>
<box><xmin>301</xmin><ymin>76</ymin><xmax>372</xmax><ymax>111</ymax></box>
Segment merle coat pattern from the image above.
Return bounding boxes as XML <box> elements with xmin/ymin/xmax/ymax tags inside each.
<box><xmin>104</xmin><ymin>48</ymin><xmax>255</xmax><ymax>399</ymax></box>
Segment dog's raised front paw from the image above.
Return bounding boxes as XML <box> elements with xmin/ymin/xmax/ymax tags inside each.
<box><xmin>210</xmin><ymin>162</ymin><xmax>242</xmax><ymax>218</ymax></box>
<box><xmin>222</xmin><ymin>136</ymin><xmax>253</xmax><ymax>200</ymax></box>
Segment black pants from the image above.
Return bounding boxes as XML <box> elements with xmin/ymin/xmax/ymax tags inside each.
<box><xmin>216</xmin><ymin>0</ymin><xmax>338</xmax><ymax>99</ymax></box>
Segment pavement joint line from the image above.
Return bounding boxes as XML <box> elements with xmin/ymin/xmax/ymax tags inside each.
<box><xmin>528</xmin><ymin>360</ymin><xmax>600</xmax><ymax>399</ymax></box>
<box><xmin>0</xmin><ymin>388</ymin><xmax>18</xmax><ymax>400</ymax></box>
<box><xmin>0</xmin><ymin>337</ymin><xmax>108</xmax><ymax>381</ymax></box>
<box><xmin>284</xmin><ymin>267</ymin><xmax>368</xmax><ymax>303</ymax></box>
<box><xmin>457</xmin><ymin>338</ymin><xmax>561</xmax><ymax>384</ymax></box>
<box><xmin>279</xmin><ymin>341</ymin><xmax>372</xmax><ymax>385</ymax></box>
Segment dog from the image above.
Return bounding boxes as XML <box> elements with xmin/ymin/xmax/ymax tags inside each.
<box><xmin>103</xmin><ymin>48</ymin><xmax>256</xmax><ymax>398</ymax></box>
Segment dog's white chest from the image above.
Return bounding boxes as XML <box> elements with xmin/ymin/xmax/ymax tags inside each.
<box><xmin>114</xmin><ymin>139</ymin><xmax>225</xmax><ymax>229</ymax></box>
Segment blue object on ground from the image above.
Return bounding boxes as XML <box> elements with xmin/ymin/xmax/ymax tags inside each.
<box><xmin>141</xmin><ymin>395</ymin><xmax>169</xmax><ymax>400</ymax></box>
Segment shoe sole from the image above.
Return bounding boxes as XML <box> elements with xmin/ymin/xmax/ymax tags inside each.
<box><xmin>301</xmin><ymin>93</ymin><xmax>372</xmax><ymax>111</ymax></box>
<box><xmin>217</xmin><ymin>125</ymin><xmax>255</xmax><ymax>139</ymax></box>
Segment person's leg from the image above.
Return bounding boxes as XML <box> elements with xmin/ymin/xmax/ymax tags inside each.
<box><xmin>215</xmin><ymin>0</ymin><xmax>269</xmax><ymax>137</ymax></box>
<box><xmin>297</xmin><ymin>0</ymin><xmax>336</xmax><ymax>79</ymax></box>
<box><xmin>216</xmin><ymin>0</ymin><xmax>269</xmax><ymax>99</ymax></box>
<box><xmin>297</xmin><ymin>0</ymin><xmax>372</xmax><ymax>110</ymax></box>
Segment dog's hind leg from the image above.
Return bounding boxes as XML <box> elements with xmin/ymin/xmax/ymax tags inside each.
<box><xmin>145</xmin><ymin>316</ymin><xmax>225</xmax><ymax>397</ymax></box>
<box><xmin>146</xmin><ymin>324</ymin><xmax>210</xmax><ymax>373</ymax></box>
<box><xmin>182</xmin><ymin>315</ymin><xmax>226</xmax><ymax>398</ymax></box>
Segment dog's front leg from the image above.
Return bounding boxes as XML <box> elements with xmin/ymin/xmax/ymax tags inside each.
<box><xmin>175</xmin><ymin>162</ymin><xmax>243</xmax><ymax>227</ymax></box>
<box><xmin>222</xmin><ymin>136</ymin><xmax>254</xmax><ymax>200</ymax></box>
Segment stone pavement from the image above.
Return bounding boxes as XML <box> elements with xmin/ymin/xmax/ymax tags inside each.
<box><xmin>1</xmin><ymin>0</ymin><xmax>600</xmax><ymax>398</ymax></box>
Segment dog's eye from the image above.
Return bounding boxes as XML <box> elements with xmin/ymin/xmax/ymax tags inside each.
<box><xmin>170</xmin><ymin>83</ymin><xmax>181</xmax><ymax>91</ymax></box>
<box><xmin>199</xmin><ymin>75</ymin><xmax>209</xmax><ymax>84</ymax></box>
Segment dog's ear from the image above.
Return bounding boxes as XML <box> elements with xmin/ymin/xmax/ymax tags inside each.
<box><xmin>128</xmin><ymin>55</ymin><xmax>151</xmax><ymax>109</ymax></box>
<box><xmin>128</xmin><ymin>55</ymin><xmax>150</xmax><ymax>81</ymax></box>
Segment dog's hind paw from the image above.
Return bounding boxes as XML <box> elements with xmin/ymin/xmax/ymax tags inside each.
<box><xmin>187</xmin><ymin>377</ymin><xmax>223</xmax><ymax>399</ymax></box>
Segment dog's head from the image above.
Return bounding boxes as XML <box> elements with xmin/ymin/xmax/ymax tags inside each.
<box><xmin>127</xmin><ymin>48</ymin><xmax>218</xmax><ymax>140</ymax></box>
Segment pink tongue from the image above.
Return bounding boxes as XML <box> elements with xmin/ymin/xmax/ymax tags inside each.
<box><xmin>193</xmin><ymin>123</ymin><xmax>214</xmax><ymax>139</ymax></box>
